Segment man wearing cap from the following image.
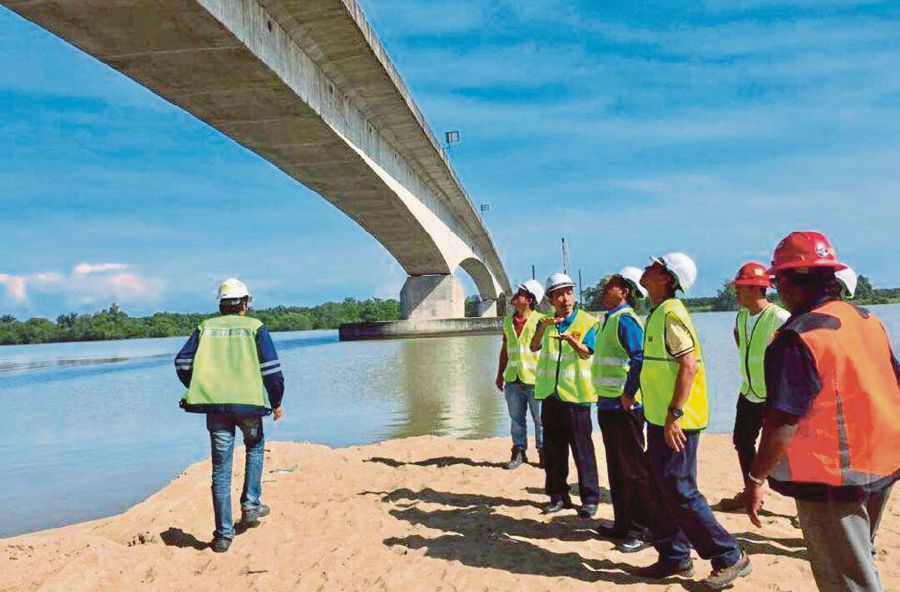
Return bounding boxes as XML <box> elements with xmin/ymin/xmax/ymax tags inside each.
<box><xmin>495</xmin><ymin>280</ymin><xmax>546</xmax><ymax>469</ymax></box>
<box><xmin>530</xmin><ymin>272</ymin><xmax>601</xmax><ymax>517</ymax></box>
<box><xmin>746</xmin><ymin>231</ymin><xmax>899</xmax><ymax>592</ymax></box>
<box><xmin>175</xmin><ymin>278</ymin><xmax>285</xmax><ymax>553</ymax></box>
<box><xmin>717</xmin><ymin>262</ymin><xmax>789</xmax><ymax>511</ymax></box>
<box><xmin>593</xmin><ymin>267</ymin><xmax>659</xmax><ymax>552</ymax></box>
<box><xmin>635</xmin><ymin>253</ymin><xmax>751</xmax><ymax>589</ymax></box>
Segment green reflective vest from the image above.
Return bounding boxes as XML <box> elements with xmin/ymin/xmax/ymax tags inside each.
<box><xmin>640</xmin><ymin>298</ymin><xmax>709</xmax><ymax>430</ymax></box>
<box><xmin>593</xmin><ymin>307</ymin><xmax>643</xmax><ymax>400</ymax></box>
<box><xmin>535</xmin><ymin>308</ymin><xmax>599</xmax><ymax>404</ymax></box>
<box><xmin>181</xmin><ymin>315</ymin><xmax>270</xmax><ymax>412</ymax></box>
<box><xmin>736</xmin><ymin>304</ymin><xmax>787</xmax><ymax>401</ymax></box>
<box><xmin>502</xmin><ymin>311</ymin><xmax>543</xmax><ymax>385</ymax></box>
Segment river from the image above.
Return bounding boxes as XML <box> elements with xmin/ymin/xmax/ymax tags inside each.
<box><xmin>1</xmin><ymin>304</ymin><xmax>897</xmax><ymax>537</ymax></box>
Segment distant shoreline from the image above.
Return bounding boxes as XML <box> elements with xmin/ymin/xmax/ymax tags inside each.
<box><xmin>2</xmin><ymin>299</ymin><xmax>898</xmax><ymax>347</ymax></box>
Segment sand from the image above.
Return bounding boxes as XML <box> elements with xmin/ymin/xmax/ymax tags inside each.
<box><xmin>1</xmin><ymin>434</ymin><xmax>896</xmax><ymax>592</ymax></box>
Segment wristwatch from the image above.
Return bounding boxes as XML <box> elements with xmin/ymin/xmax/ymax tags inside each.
<box><xmin>668</xmin><ymin>407</ymin><xmax>684</xmax><ymax>419</ymax></box>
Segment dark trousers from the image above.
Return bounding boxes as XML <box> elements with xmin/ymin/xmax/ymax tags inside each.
<box><xmin>541</xmin><ymin>395</ymin><xmax>600</xmax><ymax>505</ymax></box>
<box><xmin>733</xmin><ymin>395</ymin><xmax>766</xmax><ymax>483</ymax></box>
<box><xmin>598</xmin><ymin>406</ymin><xmax>660</xmax><ymax>537</ymax></box>
<box><xmin>646</xmin><ymin>424</ymin><xmax>742</xmax><ymax>570</ymax></box>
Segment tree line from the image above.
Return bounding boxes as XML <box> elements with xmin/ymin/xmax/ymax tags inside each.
<box><xmin>0</xmin><ymin>298</ymin><xmax>400</xmax><ymax>345</ymax></box>
<box><xmin>583</xmin><ymin>274</ymin><xmax>898</xmax><ymax>313</ymax></box>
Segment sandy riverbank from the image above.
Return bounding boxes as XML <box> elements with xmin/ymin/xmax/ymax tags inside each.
<box><xmin>1</xmin><ymin>434</ymin><xmax>896</xmax><ymax>591</ymax></box>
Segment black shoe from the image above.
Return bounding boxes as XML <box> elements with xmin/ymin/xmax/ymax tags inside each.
<box><xmin>537</xmin><ymin>447</ymin><xmax>545</xmax><ymax>469</ymax></box>
<box><xmin>211</xmin><ymin>537</ymin><xmax>232</xmax><ymax>553</ymax></box>
<box><xmin>241</xmin><ymin>504</ymin><xmax>271</xmax><ymax>525</ymax></box>
<box><xmin>542</xmin><ymin>499</ymin><xmax>572</xmax><ymax>514</ymax></box>
<box><xmin>577</xmin><ymin>503</ymin><xmax>598</xmax><ymax>518</ymax></box>
<box><xmin>506</xmin><ymin>446</ymin><xmax>526</xmax><ymax>470</ymax></box>
<box><xmin>616</xmin><ymin>536</ymin><xmax>650</xmax><ymax>553</ymax></box>
<box><xmin>633</xmin><ymin>560</ymin><xmax>694</xmax><ymax>580</ymax></box>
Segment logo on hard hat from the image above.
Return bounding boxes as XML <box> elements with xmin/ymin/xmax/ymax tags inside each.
<box><xmin>815</xmin><ymin>243</ymin><xmax>831</xmax><ymax>258</ymax></box>
<box><xmin>753</xmin><ymin>268</ymin><xmax>763</xmax><ymax>276</ymax></box>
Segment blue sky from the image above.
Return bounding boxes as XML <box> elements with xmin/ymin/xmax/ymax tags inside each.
<box><xmin>1</xmin><ymin>1</ymin><xmax>899</xmax><ymax>317</ymax></box>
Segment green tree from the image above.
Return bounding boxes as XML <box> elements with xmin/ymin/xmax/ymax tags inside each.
<box><xmin>855</xmin><ymin>275</ymin><xmax>876</xmax><ymax>302</ymax></box>
<box><xmin>711</xmin><ymin>282</ymin><xmax>738</xmax><ymax>312</ymax></box>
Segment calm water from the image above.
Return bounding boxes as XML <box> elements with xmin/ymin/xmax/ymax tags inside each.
<box><xmin>2</xmin><ymin>304</ymin><xmax>898</xmax><ymax>537</ymax></box>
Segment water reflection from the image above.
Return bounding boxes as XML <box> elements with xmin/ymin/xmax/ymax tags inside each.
<box><xmin>391</xmin><ymin>335</ymin><xmax>504</xmax><ymax>440</ymax></box>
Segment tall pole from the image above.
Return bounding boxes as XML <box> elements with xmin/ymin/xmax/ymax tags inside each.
<box><xmin>561</xmin><ymin>237</ymin><xmax>570</xmax><ymax>275</ymax></box>
<box><xmin>578</xmin><ymin>268</ymin><xmax>584</xmax><ymax>305</ymax></box>
<box><xmin>531</xmin><ymin>264</ymin><xmax>535</xmax><ymax>280</ymax></box>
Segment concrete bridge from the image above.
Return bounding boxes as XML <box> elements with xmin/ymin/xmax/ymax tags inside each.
<box><xmin>2</xmin><ymin>0</ymin><xmax>511</xmax><ymax>319</ymax></box>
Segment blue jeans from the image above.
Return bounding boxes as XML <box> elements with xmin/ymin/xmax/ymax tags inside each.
<box><xmin>646</xmin><ymin>424</ymin><xmax>742</xmax><ymax>570</ymax></box>
<box><xmin>504</xmin><ymin>382</ymin><xmax>543</xmax><ymax>449</ymax></box>
<box><xmin>207</xmin><ymin>413</ymin><xmax>266</xmax><ymax>539</ymax></box>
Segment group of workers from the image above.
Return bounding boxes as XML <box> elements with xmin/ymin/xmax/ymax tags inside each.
<box><xmin>171</xmin><ymin>230</ymin><xmax>898</xmax><ymax>592</ymax></box>
<box><xmin>494</xmin><ymin>230</ymin><xmax>899</xmax><ymax>592</ymax></box>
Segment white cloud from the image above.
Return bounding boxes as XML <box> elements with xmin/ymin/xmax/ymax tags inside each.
<box><xmin>0</xmin><ymin>274</ymin><xmax>27</xmax><ymax>303</ymax></box>
<box><xmin>0</xmin><ymin>265</ymin><xmax>165</xmax><ymax>312</ymax></box>
<box><xmin>73</xmin><ymin>262</ymin><xmax>129</xmax><ymax>276</ymax></box>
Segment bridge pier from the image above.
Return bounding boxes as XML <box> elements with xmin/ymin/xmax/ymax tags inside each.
<box><xmin>400</xmin><ymin>275</ymin><xmax>464</xmax><ymax>320</ymax></box>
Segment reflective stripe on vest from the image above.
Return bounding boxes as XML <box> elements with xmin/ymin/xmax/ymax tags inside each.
<box><xmin>502</xmin><ymin>312</ymin><xmax>543</xmax><ymax>385</ymax></box>
<box><xmin>771</xmin><ymin>301</ymin><xmax>900</xmax><ymax>487</ymax></box>
<box><xmin>640</xmin><ymin>299</ymin><xmax>709</xmax><ymax>430</ymax></box>
<box><xmin>736</xmin><ymin>304</ymin><xmax>786</xmax><ymax>401</ymax></box>
<box><xmin>182</xmin><ymin>315</ymin><xmax>269</xmax><ymax>410</ymax></box>
<box><xmin>534</xmin><ymin>308</ymin><xmax>599</xmax><ymax>404</ymax></box>
<box><xmin>593</xmin><ymin>307</ymin><xmax>644</xmax><ymax>400</ymax></box>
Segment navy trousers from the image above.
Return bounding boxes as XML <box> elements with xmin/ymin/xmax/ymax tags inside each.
<box><xmin>646</xmin><ymin>424</ymin><xmax>742</xmax><ymax>570</ymax></box>
<box><xmin>541</xmin><ymin>395</ymin><xmax>600</xmax><ymax>505</ymax></box>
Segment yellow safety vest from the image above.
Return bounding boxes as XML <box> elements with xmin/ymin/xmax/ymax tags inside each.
<box><xmin>736</xmin><ymin>304</ymin><xmax>786</xmax><ymax>401</ymax></box>
<box><xmin>535</xmin><ymin>308</ymin><xmax>599</xmax><ymax>404</ymax></box>
<box><xmin>502</xmin><ymin>311</ymin><xmax>543</xmax><ymax>385</ymax></box>
<box><xmin>640</xmin><ymin>298</ymin><xmax>709</xmax><ymax>430</ymax></box>
<box><xmin>181</xmin><ymin>315</ymin><xmax>270</xmax><ymax>413</ymax></box>
<box><xmin>594</xmin><ymin>307</ymin><xmax>643</xmax><ymax>401</ymax></box>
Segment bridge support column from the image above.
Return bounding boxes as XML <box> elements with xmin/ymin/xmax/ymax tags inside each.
<box><xmin>401</xmin><ymin>275</ymin><xmax>465</xmax><ymax>320</ymax></box>
<box><xmin>475</xmin><ymin>299</ymin><xmax>498</xmax><ymax>318</ymax></box>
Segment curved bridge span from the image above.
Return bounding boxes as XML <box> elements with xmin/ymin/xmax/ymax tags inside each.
<box><xmin>3</xmin><ymin>0</ymin><xmax>511</xmax><ymax>318</ymax></box>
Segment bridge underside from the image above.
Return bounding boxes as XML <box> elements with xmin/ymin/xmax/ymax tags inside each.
<box><xmin>3</xmin><ymin>0</ymin><xmax>511</xmax><ymax>318</ymax></box>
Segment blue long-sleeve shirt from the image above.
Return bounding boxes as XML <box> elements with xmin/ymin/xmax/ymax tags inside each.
<box><xmin>175</xmin><ymin>321</ymin><xmax>285</xmax><ymax>409</ymax></box>
<box><xmin>596</xmin><ymin>304</ymin><xmax>644</xmax><ymax>411</ymax></box>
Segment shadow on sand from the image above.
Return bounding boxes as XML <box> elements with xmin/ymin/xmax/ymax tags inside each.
<box><xmin>374</xmin><ymin>487</ymin><xmax>807</xmax><ymax>588</ymax></box>
<box><xmin>160</xmin><ymin>528</ymin><xmax>208</xmax><ymax>550</ymax></box>
<box><xmin>365</xmin><ymin>456</ymin><xmax>512</xmax><ymax>469</ymax></box>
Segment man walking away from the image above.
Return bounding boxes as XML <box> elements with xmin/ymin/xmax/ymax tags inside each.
<box><xmin>717</xmin><ymin>262</ymin><xmax>788</xmax><ymax>511</ymax></box>
<box><xmin>593</xmin><ymin>266</ymin><xmax>660</xmax><ymax>553</ymax></box>
<box><xmin>746</xmin><ymin>231</ymin><xmax>899</xmax><ymax>592</ymax></box>
<box><xmin>634</xmin><ymin>253</ymin><xmax>751</xmax><ymax>589</ymax></box>
<box><xmin>175</xmin><ymin>278</ymin><xmax>285</xmax><ymax>553</ymax></box>
<box><xmin>495</xmin><ymin>279</ymin><xmax>546</xmax><ymax>469</ymax></box>
<box><xmin>531</xmin><ymin>273</ymin><xmax>601</xmax><ymax>518</ymax></box>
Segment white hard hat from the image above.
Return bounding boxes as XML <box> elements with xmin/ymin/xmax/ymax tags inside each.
<box><xmin>545</xmin><ymin>272</ymin><xmax>575</xmax><ymax>294</ymax></box>
<box><xmin>217</xmin><ymin>278</ymin><xmax>250</xmax><ymax>301</ymax></box>
<box><xmin>650</xmin><ymin>252</ymin><xmax>698</xmax><ymax>293</ymax></box>
<box><xmin>516</xmin><ymin>279</ymin><xmax>545</xmax><ymax>305</ymax></box>
<box><xmin>612</xmin><ymin>266</ymin><xmax>648</xmax><ymax>298</ymax></box>
<box><xmin>835</xmin><ymin>266</ymin><xmax>857</xmax><ymax>299</ymax></box>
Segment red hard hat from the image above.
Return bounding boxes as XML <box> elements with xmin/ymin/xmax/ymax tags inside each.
<box><xmin>768</xmin><ymin>231</ymin><xmax>847</xmax><ymax>274</ymax></box>
<box><xmin>731</xmin><ymin>261</ymin><xmax>772</xmax><ymax>287</ymax></box>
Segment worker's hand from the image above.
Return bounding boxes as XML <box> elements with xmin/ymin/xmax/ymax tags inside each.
<box><xmin>664</xmin><ymin>416</ymin><xmax>686</xmax><ymax>452</ymax></box>
<box><xmin>621</xmin><ymin>393</ymin><xmax>636</xmax><ymax>411</ymax></box>
<box><xmin>495</xmin><ymin>374</ymin><xmax>505</xmax><ymax>391</ymax></box>
<box><xmin>555</xmin><ymin>333</ymin><xmax>577</xmax><ymax>345</ymax></box>
<box><xmin>273</xmin><ymin>407</ymin><xmax>284</xmax><ymax>422</ymax></box>
<box><xmin>746</xmin><ymin>482</ymin><xmax>765</xmax><ymax>527</ymax></box>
